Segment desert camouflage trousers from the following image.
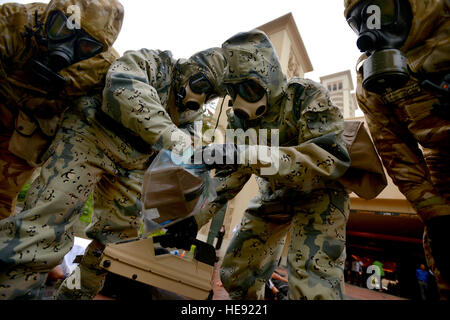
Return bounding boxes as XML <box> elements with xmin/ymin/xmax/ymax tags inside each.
<box><xmin>0</xmin><ymin>96</ymin><xmax>151</xmax><ymax>299</ymax></box>
<box><xmin>220</xmin><ymin>187</ymin><xmax>349</xmax><ymax>300</ymax></box>
<box><xmin>0</xmin><ymin>133</ymin><xmax>35</xmax><ymax>220</ymax></box>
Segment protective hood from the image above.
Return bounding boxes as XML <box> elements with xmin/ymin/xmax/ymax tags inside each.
<box><xmin>344</xmin><ymin>0</ymin><xmax>449</xmax><ymax>73</ymax></box>
<box><xmin>1</xmin><ymin>1</ymin><xmax>121</xmax><ymax>99</ymax></box>
<box><xmin>221</xmin><ymin>29</ymin><xmax>287</xmax><ymax>109</ymax></box>
<box><xmin>42</xmin><ymin>0</ymin><xmax>123</xmax><ymax>96</ymax></box>
<box><xmin>43</xmin><ymin>0</ymin><xmax>124</xmax><ymax>51</ymax></box>
<box><xmin>174</xmin><ymin>47</ymin><xmax>228</xmax><ymax>101</ymax></box>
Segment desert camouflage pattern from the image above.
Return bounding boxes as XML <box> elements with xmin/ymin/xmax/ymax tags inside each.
<box><xmin>221</xmin><ymin>187</ymin><xmax>349</xmax><ymax>300</ymax></box>
<box><xmin>0</xmin><ymin>96</ymin><xmax>145</xmax><ymax>300</ymax></box>
<box><xmin>101</xmin><ymin>47</ymin><xmax>226</xmax><ymax>153</ymax></box>
<box><xmin>0</xmin><ymin>0</ymin><xmax>123</xmax><ymax>219</ymax></box>
<box><xmin>344</xmin><ymin>0</ymin><xmax>450</xmax><ymax>298</ymax></box>
<box><xmin>196</xmin><ymin>30</ymin><xmax>351</xmax><ymax>299</ymax></box>
<box><xmin>0</xmin><ymin>47</ymin><xmax>226</xmax><ymax>300</ymax></box>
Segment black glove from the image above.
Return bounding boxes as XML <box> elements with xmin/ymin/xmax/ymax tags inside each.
<box><xmin>154</xmin><ymin>216</ymin><xmax>198</xmax><ymax>251</ymax></box>
<box><xmin>191</xmin><ymin>143</ymin><xmax>239</xmax><ymax>171</ymax></box>
<box><xmin>425</xmin><ymin>215</ymin><xmax>450</xmax><ymax>282</ymax></box>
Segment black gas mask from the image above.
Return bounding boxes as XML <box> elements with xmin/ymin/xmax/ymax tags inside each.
<box><xmin>24</xmin><ymin>10</ymin><xmax>104</xmax><ymax>94</ymax></box>
<box><xmin>175</xmin><ymin>73</ymin><xmax>215</xmax><ymax>112</ymax></box>
<box><xmin>347</xmin><ymin>0</ymin><xmax>413</xmax><ymax>93</ymax></box>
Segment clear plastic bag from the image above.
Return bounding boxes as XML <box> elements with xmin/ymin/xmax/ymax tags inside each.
<box><xmin>141</xmin><ymin>149</ymin><xmax>217</xmax><ymax>236</ymax></box>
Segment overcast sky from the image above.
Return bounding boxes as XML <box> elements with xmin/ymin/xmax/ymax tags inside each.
<box><xmin>3</xmin><ymin>0</ymin><xmax>364</xmax><ymax>114</ymax></box>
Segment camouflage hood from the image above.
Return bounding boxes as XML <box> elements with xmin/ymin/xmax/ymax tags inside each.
<box><xmin>0</xmin><ymin>1</ymin><xmax>122</xmax><ymax>99</ymax></box>
<box><xmin>221</xmin><ymin>29</ymin><xmax>287</xmax><ymax>109</ymax></box>
<box><xmin>174</xmin><ymin>47</ymin><xmax>228</xmax><ymax>101</ymax></box>
<box><xmin>44</xmin><ymin>0</ymin><xmax>124</xmax><ymax>51</ymax></box>
<box><xmin>43</xmin><ymin>0</ymin><xmax>123</xmax><ymax>96</ymax></box>
<box><xmin>344</xmin><ymin>0</ymin><xmax>450</xmax><ymax>73</ymax></box>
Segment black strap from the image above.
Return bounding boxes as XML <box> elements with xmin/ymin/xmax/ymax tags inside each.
<box><xmin>95</xmin><ymin>110</ymin><xmax>152</xmax><ymax>154</ymax></box>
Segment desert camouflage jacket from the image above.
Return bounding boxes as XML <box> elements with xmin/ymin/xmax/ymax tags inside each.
<box><xmin>101</xmin><ymin>47</ymin><xmax>227</xmax><ymax>153</ymax></box>
<box><xmin>195</xmin><ymin>30</ymin><xmax>351</xmax><ymax>227</ymax></box>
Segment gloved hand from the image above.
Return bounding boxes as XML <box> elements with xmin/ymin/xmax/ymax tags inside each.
<box><xmin>155</xmin><ymin>216</ymin><xmax>198</xmax><ymax>251</ymax></box>
<box><xmin>425</xmin><ymin>215</ymin><xmax>450</xmax><ymax>282</ymax></box>
<box><xmin>191</xmin><ymin>143</ymin><xmax>239</xmax><ymax>171</ymax></box>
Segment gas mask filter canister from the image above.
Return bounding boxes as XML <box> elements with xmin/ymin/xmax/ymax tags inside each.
<box><xmin>347</xmin><ymin>0</ymin><xmax>413</xmax><ymax>93</ymax></box>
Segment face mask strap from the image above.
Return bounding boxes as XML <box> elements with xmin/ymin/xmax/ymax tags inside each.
<box><xmin>22</xmin><ymin>10</ymin><xmax>47</xmax><ymax>46</ymax></box>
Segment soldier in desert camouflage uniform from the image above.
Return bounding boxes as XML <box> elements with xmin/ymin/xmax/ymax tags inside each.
<box><xmin>192</xmin><ymin>30</ymin><xmax>351</xmax><ymax>300</ymax></box>
<box><xmin>344</xmin><ymin>0</ymin><xmax>449</xmax><ymax>299</ymax></box>
<box><xmin>0</xmin><ymin>40</ymin><xmax>227</xmax><ymax>299</ymax></box>
<box><xmin>0</xmin><ymin>0</ymin><xmax>123</xmax><ymax>220</ymax></box>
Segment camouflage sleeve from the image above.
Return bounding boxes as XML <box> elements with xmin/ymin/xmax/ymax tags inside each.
<box><xmin>357</xmin><ymin>94</ymin><xmax>449</xmax><ymax>222</ymax></box>
<box><xmin>102</xmin><ymin>49</ymin><xmax>191</xmax><ymax>153</ymax></box>
<box><xmin>194</xmin><ymin>169</ymin><xmax>252</xmax><ymax>228</ymax></box>
<box><xmin>245</xmin><ymin>81</ymin><xmax>350</xmax><ymax>192</ymax></box>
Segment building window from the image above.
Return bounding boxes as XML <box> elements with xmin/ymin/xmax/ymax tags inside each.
<box><xmin>328</xmin><ymin>85</ymin><xmax>332</xmax><ymax>91</ymax></box>
<box><xmin>333</xmin><ymin>83</ymin><xmax>337</xmax><ymax>91</ymax></box>
<box><xmin>338</xmin><ymin>82</ymin><xmax>343</xmax><ymax>90</ymax></box>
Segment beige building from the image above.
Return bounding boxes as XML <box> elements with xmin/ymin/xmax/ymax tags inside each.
<box><xmin>320</xmin><ymin>70</ymin><xmax>358</xmax><ymax>119</ymax></box>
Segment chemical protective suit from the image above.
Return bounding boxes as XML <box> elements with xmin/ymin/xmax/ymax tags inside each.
<box><xmin>194</xmin><ymin>30</ymin><xmax>351</xmax><ymax>300</ymax></box>
<box><xmin>0</xmin><ymin>0</ymin><xmax>123</xmax><ymax>219</ymax></box>
<box><xmin>344</xmin><ymin>0</ymin><xmax>449</xmax><ymax>299</ymax></box>
<box><xmin>0</xmin><ymin>43</ymin><xmax>227</xmax><ymax>299</ymax></box>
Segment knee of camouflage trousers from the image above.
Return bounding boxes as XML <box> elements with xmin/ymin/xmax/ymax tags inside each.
<box><xmin>53</xmin><ymin>240</ymin><xmax>108</xmax><ymax>300</ymax></box>
<box><xmin>220</xmin><ymin>212</ymin><xmax>291</xmax><ymax>300</ymax></box>
<box><xmin>286</xmin><ymin>194</ymin><xmax>348</xmax><ymax>300</ymax></box>
<box><xmin>0</xmin><ymin>201</ymin><xmax>84</xmax><ymax>300</ymax></box>
<box><xmin>220</xmin><ymin>188</ymin><xmax>349</xmax><ymax>300</ymax></box>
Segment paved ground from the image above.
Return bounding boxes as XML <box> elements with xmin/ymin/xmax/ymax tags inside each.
<box><xmin>40</xmin><ymin>237</ymin><xmax>405</xmax><ymax>301</ymax></box>
<box><xmin>48</xmin><ymin>261</ymin><xmax>404</xmax><ymax>300</ymax></box>
<box><xmin>210</xmin><ymin>262</ymin><xmax>405</xmax><ymax>301</ymax></box>
<box><xmin>344</xmin><ymin>283</ymin><xmax>405</xmax><ymax>300</ymax></box>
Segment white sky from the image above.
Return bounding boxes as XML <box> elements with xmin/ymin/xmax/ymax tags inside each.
<box><xmin>3</xmin><ymin>0</ymin><xmax>364</xmax><ymax>115</ymax></box>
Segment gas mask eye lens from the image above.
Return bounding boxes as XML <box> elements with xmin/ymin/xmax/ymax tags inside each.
<box><xmin>370</xmin><ymin>0</ymin><xmax>396</xmax><ymax>25</ymax></box>
<box><xmin>360</xmin><ymin>0</ymin><xmax>396</xmax><ymax>28</ymax></box>
<box><xmin>236</xmin><ymin>81</ymin><xmax>265</xmax><ymax>103</ymax></box>
<box><xmin>347</xmin><ymin>17</ymin><xmax>360</xmax><ymax>35</ymax></box>
<box><xmin>185</xmin><ymin>101</ymin><xmax>201</xmax><ymax>111</ymax></box>
<box><xmin>46</xmin><ymin>11</ymin><xmax>74</xmax><ymax>41</ymax></box>
<box><xmin>234</xmin><ymin>109</ymin><xmax>250</xmax><ymax>120</ymax></box>
<box><xmin>189</xmin><ymin>73</ymin><xmax>213</xmax><ymax>95</ymax></box>
<box><xmin>255</xmin><ymin>106</ymin><xmax>267</xmax><ymax>117</ymax></box>
<box><xmin>77</xmin><ymin>38</ymin><xmax>104</xmax><ymax>60</ymax></box>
